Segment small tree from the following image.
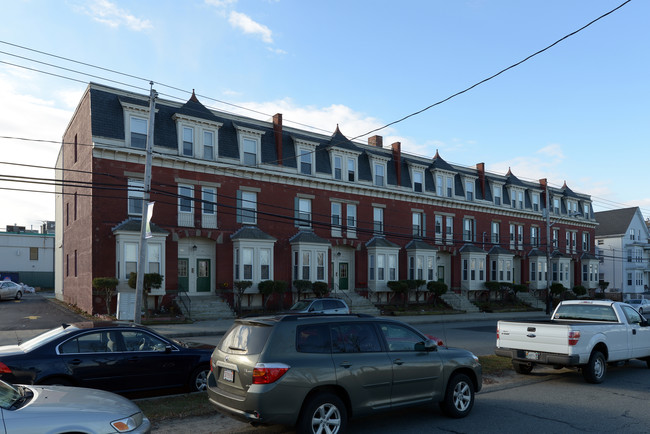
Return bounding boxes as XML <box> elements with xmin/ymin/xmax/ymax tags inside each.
<box><xmin>550</xmin><ymin>283</ymin><xmax>566</xmax><ymax>299</ymax></box>
<box><xmin>293</xmin><ymin>280</ymin><xmax>312</xmax><ymax>300</ymax></box>
<box><xmin>233</xmin><ymin>280</ymin><xmax>252</xmax><ymax>316</ymax></box>
<box><xmin>484</xmin><ymin>281</ymin><xmax>501</xmax><ymax>301</ymax></box>
<box><xmin>128</xmin><ymin>272</ymin><xmax>163</xmax><ymax>320</ymax></box>
<box><xmin>387</xmin><ymin>280</ymin><xmax>409</xmax><ymax>307</ymax></box>
<box><xmin>427</xmin><ymin>281</ymin><xmax>448</xmax><ymax>307</ymax></box>
<box><xmin>312</xmin><ymin>281</ymin><xmax>328</xmax><ymax>298</ymax></box>
<box><xmin>573</xmin><ymin>285</ymin><xmax>587</xmax><ymax>297</ymax></box>
<box><xmin>92</xmin><ymin>277</ymin><xmax>118</xmax><ymax>316</ymax></box>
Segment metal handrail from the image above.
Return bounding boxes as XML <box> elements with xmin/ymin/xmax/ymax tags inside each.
<box><xmin>177</xmin><ymin>291</ymin><xmax>191</xmax><ymax>320</ymax></box>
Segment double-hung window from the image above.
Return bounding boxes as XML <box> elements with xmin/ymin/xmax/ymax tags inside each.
<box><xmin>182</xmin><ymin>127</ymin><xmax>194</xmax><ymax>157</ymax></box>
<box><xmin>466</xmin><ymin>181</ymin><xmax>474</xmax><ymax>201</ymax></box>
<box><xmin>347</xmin><ymin>158</ymin><xmax>356</xmax><ymax>182</ymax></box>
<box><xmin>435</xmin><ymin>215</ymin><xmax>443</xmax><ymax>242</ymax></box>
<box><xmin>239</xmin><ymin>191</ymin><xmax>257</xmax><ymax>224</ymax></box>
<box><xmin>412</xmin><ymin>212</ymin><xmax>423</xmax><ymax>238</ymax></box>
<box><xmin>491</xmin><ymin>222</ymin><xmax>500</xmax><ymax>244</ymax></box>
<box><xmin>128</xmin><ymin>179</ymin><xmax>144</xmax><ymax>216</ymax></box>
<box><xmin>413</xmin><ymin>171</ymin><xmax>423</xmax><ymax>192</ymax></box>
<box><xmin>531</xmin><ymin>226</ymin><xmax>540</xmax><ymax>247</ymax></box>
<box><xmin>346</xmin><ymin>204</ymin><xmax>357</xmax><ymax>237</ymax></box>
<box><xmin>178</xmin><ymin>185</ymin><xmax>194</xmax><ymax>227</ymax></box>
<box><xmin>463</xmin><ymin>218</ymin><xmax>474</xmax><ymax>242</ymax></box>
<box><xmin>299</xmin><ymin>148</ymin><xmax>312</xmax><ymax>175</ymax></box>
<box><xmin>494</xmin><ymin>187</ymin><xmax>501</xmax><ymax>206</ymax></box>
<box><xmin>436</xmin><ymin>175</ymin><xmax>443</xmax><ymax>196</ymax></box>
<box><xmin>446</xmin><ymin>176</ymin><xmax>453</xmax><ymax>197</ymax></box>
<box><xmin>445</xmin><ymin>216</ymin><xmax>453</xmax><ymax>244</ymax></box>
<box><xmin>203</xmin><ymin>131</ymin><xmax>214</xmax><ymax>160</ymax></box>
<box><xmin>331</xmin><ymin>202</ymin><xmax>342</xmax><ymax>237</ymax></box>
<box><xmin>202</xmin><ymin>187</ymin><xmax>217</xmax><ymax>229</ymax></box>
<box><xmin>130</xmin><ymin>117</ymin><xmax>147</xmax><ymax>149</ymax></box>
<box><xmin>373</xmin><ymin>207</ymin><xmax>384</xmax><ymax>234</ymax></box>
<box><xmin>333</xmin><ymin>156</ymin><xmax>342</xmax><ymax>180</ymax></box>
<box><xmin>532</xmin><ymin>193</ymin><xmax>539</xmax><ymax>212</ymax></box>
<box><xmin>243</xmin><ymin>138</ymin><xmax>257</xmax><ymax>166</ymax></box>
<box><xmin>374</xmin><ymin>163</ymin><xmax>385</xmax><ymax>187</ymax></box>
<box><xmin>297</xmin><ymin>198</ymin><xmax>312</xmax><ymax>228</ymax></box>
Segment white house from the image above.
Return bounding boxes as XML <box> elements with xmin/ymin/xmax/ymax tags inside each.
<box><xmin>595</xmin><ymin>207</ymin><xmax>650</xmax><ymax>297</ymax></box>
<box><xmin>0</xmin><ymin>226</ymin><xmax>55</xmax><ymax>288</ymax></box>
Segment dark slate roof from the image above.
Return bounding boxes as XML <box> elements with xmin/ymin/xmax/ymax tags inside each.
<box><xmin>111</xmin><ymin>218</ymin><xmax>168</xmax><ymax>234</ymax></box>
<box><xmin>357</xmin><ymin>152</ymin><xmax>372</xmax><ymax>182</ymax></box>
<box><xmin>405</xmin><ymin>239</ymin><xmax>437</xmax><ymax>250</ymax></box>
<box><xmin>430</xmin><ymin>151</ymin><xmax>455</xmax><ymax>172</ymax></box>
<box><xmin>580</xmin><ymin>252</ymin><xmax>599</xmax><ymax>261</ymax></box>
<box><xmin>562</xmin><ymin>181</ymin><xmax>580</xmax><ymax>199</ymax></box>
<box><xmin>366</xmin><ymin>236</ymin><xmax>400</xmax><ymax>249</ymax></box>
<box><xmin>176</xmin><ymin>91</ymin><xmax>221</xmax><ymax>122</ymax></box>
<box><xmin>230</xmin><ymin>226</ymin><xmax>276</xmax><ymax>241</ymax></box>
<box><xmin>505</xmin><ymin>168</ymin><xmax>527</xmax><ymax>187</ymax></box>
<box><xmin>487</xmin><ymin>246</ymin><xmax>513</xmax><ymax>255</ymax></box>
<box><xmin>459</xmin><ymin>244</ymin><xmax>486</xmax><ymax>253</ymax></box>
<box><xmin>527</xmin><ymin>248</ymin><xmax>545</xmax><ymax>257</ymax></box>
<box><xmin>551</xmin><ymin>250</ymin><xmax>567</xmax><ymax>258</ymax></box>
<box><xmin>594</xmin><ymin>207</ymin><xmax>638</xmax><ymax>237</ymax></box>
<box><xmin>289</xmin><ymin>230</ymin><xmax>330</xmax><ymax>245</ymax></box>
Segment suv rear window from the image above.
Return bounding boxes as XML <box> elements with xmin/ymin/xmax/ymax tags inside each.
<box><xmin>219</xmin><ymin>323</ymin><xmax>272</xmax><ymax>355</ymax></box>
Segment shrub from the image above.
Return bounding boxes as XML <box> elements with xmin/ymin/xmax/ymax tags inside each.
<box><xmin>293</xmin><ymin>280</ymin><xmax>312</xmax><ymax>300</ymax></box>
<box><xmin>312</xmin><ymin>281</ymin><xmax>328</xmax><ymax>298</ymax></box>
<box><xmin>573</xmin><ymin>285</ymin><xmax>587</xmax><ymax>297</ymax></box>
<box><xmin>387</xmin><ymin>281</ymin><xmax>409</xmax><ymax>306</ymax></box>
<box><xmin>128</xmin><ymin>273</ymin><xmax>164</xmax><ymax>320</ymax></box>
<box><xmin>427</xmin><ymin>281</ymin><xmax>448</xmax><ymax>306</ymax></box>
<box><xmin>513</xmin><ymin>284</ymin><xmax>527</xmax><ymax>293</ymax></box>
<box><xmin>550</xmin><ymin>283</ymin><xmax>566</xmax><ymax>297</ymax></box>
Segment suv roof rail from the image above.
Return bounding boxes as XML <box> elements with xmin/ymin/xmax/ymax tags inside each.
<box><xmin>279</xmin><ymin>313</ymin><xmax>375</xmax><ymax>322</ymax></box>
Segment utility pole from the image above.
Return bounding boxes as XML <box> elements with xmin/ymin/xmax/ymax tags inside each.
<box><xmin>544</xmin><ymin>179</ymin><xmax>552</xmax><ymax>315</ymax></box>
<box><xmin>134</xmin><ymin>83</ymin><xmax>157</xmax><ymax>324</ymax></box>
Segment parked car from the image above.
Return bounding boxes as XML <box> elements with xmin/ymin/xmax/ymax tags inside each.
<box><xmin>0</xmin><ymin>322</ymin><xmax>212</xmax><ymax>394</ymax></box>
<box><xmin>627</xmin><ymin>298</ymin><xmax>650</xmax><ymax>314</ymax></box>
<box><xmin>288</xmin><ymin>297</ymin><xmax>350</xmax><ymax>314</ymax></box>
<box><xmin>207</xmin><ymin>314</ymin><xmax>481</xmax><ymax>433</ymax></box>
<box><xmin>0</xmin><ymin>281</ymin><xmax>23</xmax><ymax>301</ymax></box>
<box><xmin>0</xmin><ymin>378</ymin><xmax>151</xmax><ymax>433</ymax></box>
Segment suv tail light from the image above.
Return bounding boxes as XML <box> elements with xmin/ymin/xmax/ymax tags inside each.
<box><xmin>252</xmin><ymin>363</ymin><xmax>290</xmax><ymax>384</ymax></box>
<box><xmin>0</xmin><ymin>362</ymin><xmax>11</xmax><ymax>374</ymax></box>
<box><xmin>568</xmin><ymin>331</ymin><xmax>581</xmax><ymax>346</ymax></box>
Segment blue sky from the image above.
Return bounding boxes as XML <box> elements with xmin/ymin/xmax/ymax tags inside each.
<box><xmin>0</xmin><ymin>0</ymin><xmax>647</xmax><ymax>229</ymax></box>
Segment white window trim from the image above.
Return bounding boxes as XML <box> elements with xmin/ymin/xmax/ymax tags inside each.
<box><xmin>235</xmin><ymin>125</ymin><xmax>265</xmax><ymax>166</ymax></box>
<box><xmin>114</xmin><ymin>231</ymin><xmax>168</xmax><ymax>294</ymax></box>
<box><xmin>232</xmin><ymin>239</ymin><xmax>276</xmax><ymax>287</ymax></box>
<box><xmin>120</xmin><ymin>100</ymin><xmax>156</xmax><ymax>149</ymax></box>
<box><xmin>367</xmin><ymin>246</ymin><xmax>399</xmax><ymax>291</ymax></box>
<box><xmin>291</xmin><ymin>242</ymin><xmax>330</xmax><ymax>283</ymax></box>
<box><xmin>172</xmin><ymin>113</ymin><xmax>223</xmax><ymax>160</ymax></box>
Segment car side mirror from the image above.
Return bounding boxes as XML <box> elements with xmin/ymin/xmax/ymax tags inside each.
<box><xmin>415</xmin><ymin>339</ymin><xmax>437</xmax><ymax>352</ymax></box>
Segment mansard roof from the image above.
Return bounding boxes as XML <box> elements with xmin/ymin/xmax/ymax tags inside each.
<box><xmin>431</xmin><ymin>150</ymin><xmax>455</xmax><ymax>172</ymax></box>
<box><xmin>405</xmin><ymin>239</ymin><xmax>437</xmax><ymax>250</ymax></box>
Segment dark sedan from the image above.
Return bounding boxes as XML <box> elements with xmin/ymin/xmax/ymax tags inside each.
<box><xmin>0</xmin><ymin>322</ymin><xmax>212</xmax><ymax>395</ymax></box>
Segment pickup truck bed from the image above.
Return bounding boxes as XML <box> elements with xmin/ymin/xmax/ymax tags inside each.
<box><xmin>495</xmin><ymin>300</ymin><xmax>650</xmax><ymax>383</ymax></box>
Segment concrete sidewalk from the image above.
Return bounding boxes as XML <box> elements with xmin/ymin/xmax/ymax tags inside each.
<box><xmin>0</xmin><ymin>293</ymin><xmax>547</xmax><ymax>346</ymax></box>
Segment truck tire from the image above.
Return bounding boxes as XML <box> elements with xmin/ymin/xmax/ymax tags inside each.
<box><xmin>582</xmin><ymin>351</ymin><xmax>606</xmax><ymax>383</ymax></box>
<box><xmin>513</xmin><ymin>362</ymin><xmax>533</xmax><ymax>375</ymax></box>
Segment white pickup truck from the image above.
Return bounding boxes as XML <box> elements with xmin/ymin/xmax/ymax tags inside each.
<box><xmin>495</xmin><ymin>300</ymin><xmax>650</xmax><ymax>383</ymax></box>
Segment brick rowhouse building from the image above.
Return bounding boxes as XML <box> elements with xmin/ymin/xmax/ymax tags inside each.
<box><xmin>55</xmin><ymin>83</ymin><xmax>599</xmax><ymax>316</ymax></box>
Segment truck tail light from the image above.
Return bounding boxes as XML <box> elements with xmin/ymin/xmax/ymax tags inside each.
<box><xmin>252</xmin><ymin>363</ymin><xmax>290</xmax><ymax>384</ymax></box>
<box><xmin>496</xmin><ymin>326</ymin><xmax>500</xmax><ymax>341</ymax></box>
<box><xmin>0</xmin><ymin>362</ymin><xmax>11</xmax><ymax>374</ymax></box>
<box><xmin>568</xmin><ymin>331</ymin><xmax>581</xmax><ymax>346</ymax></box>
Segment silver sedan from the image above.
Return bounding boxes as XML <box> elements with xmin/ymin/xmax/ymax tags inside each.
<box><xmin>0</xmin><ymin>281</ymin><xmax>23</xmax><ymax>301</ymax></box>
<box><xmin>0</xmin><ymin>379</ymin><xmax>151</xmax><ymax>433</ymax></box>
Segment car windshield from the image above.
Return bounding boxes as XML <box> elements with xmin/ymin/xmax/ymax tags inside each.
<box><xmin>290</xmin><ymin>301</ymin><xmax>312</xmax><ymax>311</ymax></box>
<box><xmin>0</xmin><ymin>380</ymin><xmax>21</xmax><ymax>410</ymax></box>
<box><xmin>628</xmin><ymin>299</ymin><xmax>641</xmax><ymax>304</ymax></box>
<box><xmin>19</xmin><ymin>325</ymin><xmax>78</xmax><ymax>352</ymax></box>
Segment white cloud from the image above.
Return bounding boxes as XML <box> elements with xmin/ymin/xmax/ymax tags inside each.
<box><xmin>228</xmin><ymin>11</ymin><xmax>273</xmax><ymax>44</ymax></box>
<box><xmin>73</xmin><ymin>0</ymin><xmax>153</xmax><ymax>31</ymax></box>
<box><xmin>205</xmin><ymin>0</ymin><xmax>238</xmax><ymax>7</ymax></box>
<box><xmin>537</xmin><ymin>143</ymin><xmax>565</xmax><ymax>160</ymax></box>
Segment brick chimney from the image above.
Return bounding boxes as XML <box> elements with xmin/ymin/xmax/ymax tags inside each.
<box><xmin>392</xmin><ymin>142</ymin><xmax>401</xmax><ymax>187</ymax></box>
<box><xmin>368</xmin><ymin>135</ymin><xmax>383</xmax><ymax>148</ymax></box>
<box><xmin>273</xmin><ymin>113</ymin><xmax>283</xmax><ymax>165</ymax></box>
<box><xmin>476</xmin><ymin>162</ymin><xmax>485</xmax><ymax>199</ymax></box>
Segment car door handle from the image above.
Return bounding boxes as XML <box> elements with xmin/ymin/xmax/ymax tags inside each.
<box><xmin>393</xmin><ymin>359</ymin><xmax>404</xmax><ymax>366</ymax></box>
<box><xmin>633</xmin><ymin>329</ymin><xmax>637</xmax><ymax>335</ymax></box>
<box><xmin>339</xmin><ymin>361</ymin><xmax>352</xmax><ymax>368</ymax></box>
<box><xmin>69</xmin><ymin>359</ymin><xmax>82</xmax><ymax>365</ymax></box>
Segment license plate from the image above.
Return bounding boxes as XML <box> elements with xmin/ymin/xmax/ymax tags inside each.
<box><xmin>525</xmin><ymin>351</ymin><xmax>539</xmax><ymax>361</ymax></box>
<box><xmin>223</xmin><ymin>368</ymin><xmax>234</xmax><ymax>382</ymax></box>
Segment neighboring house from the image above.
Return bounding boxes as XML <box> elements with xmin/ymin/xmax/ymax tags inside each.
<box><xmin>0</xmin><ymin>225</ymin><xmax>55</xmax><ymax>288</ymax></box>
<box><xmin>595</xmin><ymin>207</ymin><xmax>650</xmax><ymax>297</ymax></box>
<box><xmin>55</xmin><ymin>82</ymin><xmax>598</xmax><ymax>315</ymax></box>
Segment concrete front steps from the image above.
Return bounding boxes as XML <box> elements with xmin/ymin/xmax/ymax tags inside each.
<box><xmin>516</xmin><ymin>291</ymin><xmax>546</xmax><ymax>310</ymax></box>
<box><xmin>179</xmin><ymin>295</ymin><xmax>236</xmax><ymax>320</ymax></box>
<box><xmin>332</xmin><ymin>290</ymin><xmax>381</xmax><ymax>316</ymax></box>
<box><xmin>440</xmin><ymin>293</ymin><xmax>481</xmax><ymax>313</ymax></box>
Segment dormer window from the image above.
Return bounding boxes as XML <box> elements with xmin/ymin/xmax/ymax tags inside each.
<box><xmin>333</xmin><ymin>155</ymin><xmax>342</xmax><ymax>180</ymax></box>
<box><xmin>130</xmin><ymin>117</ymin><xmax>147</xmax><ymax>149</ymax></box>
<box><xmin>493</xmin><ymin>186</ymin><xmax>502</xmax><ymax>206</ymax></box>
<box><xmin>374</xmin><ymin>163</ymin><xmax>385</xmax><ymax>186</ymax></box>
<box><xmin>182</xmin><ymin>127</ymin><xmax>194</xmax><ymax>157</ymax></box>
<box><xmin>553</xmin><ymin>197</ymin><xmax>560</xmax><ymax>214</ymax></box>
<box><xmin>511</xmin><ymin>188</ymin><xmax>523</xmax><ymax>209</ymax></box>
<box><xmin>172</xmin><ymin>113</ymin><xmax>222</xmax><ymax>161</ymax></box>
<box><xmin>434</xmin><ymin>171</ymin><xmax>454</xmax><ymax>197</ymax></box>
<box><xmin>299</xmin><ymin>148</ymin><xmax>313</xmax><ymax>175</ymax></box>
<box><xmin>532</xmin><ymin>193</ymin><xmax>540</xmax><ymax>212</ymax></box>
<box><xmin>235</xmin><ymin>125</ymin><xmax>264</xmax><ymax>166</ymax></box>
<box><xmin>466</xmin><ymin>180</ymin><xmax>474</xmax><ymax>201</ymax></box>
<box><xmin>347</xmin><ymin>158</ymin><xmax>356</xmax><ymax>181</ymax></box>
<box><xmin>413</xmin><ymin>170</ymin><xmax>423</xmax><ymax>192</ymax></box>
